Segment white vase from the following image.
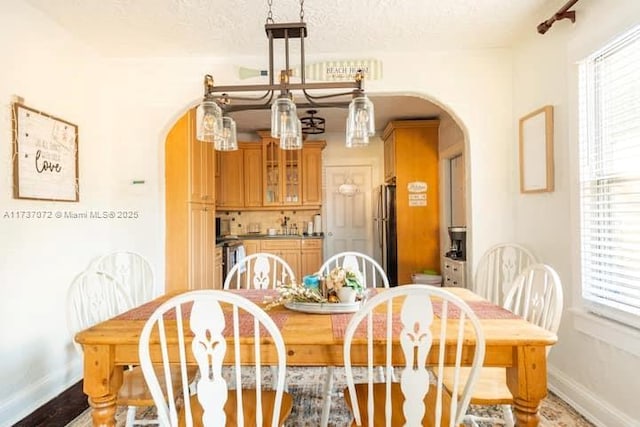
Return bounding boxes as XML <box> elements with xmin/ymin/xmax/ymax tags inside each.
<box><xmin>337</xmin><ymin>287</ymin><xmax>357</xmax><ymax>303</ymax></box>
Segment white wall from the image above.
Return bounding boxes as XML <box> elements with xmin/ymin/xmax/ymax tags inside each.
<box><xmin>0</xmin><ymin>3</ymin><xmax>113</xmax><ymax>423</ymax></box>
<box><xmin>512</xmin><ymin>0</ymin><xmax>640</xmax><ymax>425</ymax></box>
<box><xmin>1</xmin><ymin>2</ymin><xmax>515</xmax><ymax>424</ymax></box>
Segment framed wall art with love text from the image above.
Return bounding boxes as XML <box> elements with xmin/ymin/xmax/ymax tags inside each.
<box><xmin>12</xmin><ymin>103</ymin><xmax>79</xmax><ymax>202</ymax></box>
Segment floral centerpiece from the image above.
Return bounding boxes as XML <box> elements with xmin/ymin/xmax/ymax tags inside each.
<box><xmin>263</xmin><ymin>280</ymin><xmax>327</xmax><ymax>310</ymax></box>
<box><xmin>324</xmin><ymin>266</ymin><xmax>364</xmax><ymax>303</ymax></box>
<box><xmin>263</xmin><ymin>266</ymin><xmax>365</xmax><ymax>309</ymax></box>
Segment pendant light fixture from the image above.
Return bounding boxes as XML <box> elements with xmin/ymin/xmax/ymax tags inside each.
<box><xmin>216</xmin><ymin>116</ymin><xmax>238</xmax><ymax>151</ymax></box>
<box><xmin>300</xmin><ymin>110</ymin><xmax>326</xmax><ymax>135</ymax></box>
<box><xmin>346</xmin><ymin>95</ymin><xmax>375</xmax><ymax>147</ymax></box>
<box><xmin>195</xmin><ymin>0</ymin><xmax>375</xmax><ymax>150</ymax></box>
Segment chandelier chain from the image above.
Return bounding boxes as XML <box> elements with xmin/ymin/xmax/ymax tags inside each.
<box><xmin>266</xmin><ymin>0</ymin><xmax>274</xmax><ymax>24</ymax></box>
<box><xmin>299</xmin><ymin>0</ymin><xmax>304</xmax><ymax>22</ymax></box>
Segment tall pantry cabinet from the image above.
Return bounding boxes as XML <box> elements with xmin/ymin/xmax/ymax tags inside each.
<box><xmin>166</xmin><ymin>109</ymin><xmax>218</xmax><ymax>292</ymax></box>
<box><xmin>383</xmin><ymin>120</ymin><xmax>440</xmax><ymax>284</ymax></box>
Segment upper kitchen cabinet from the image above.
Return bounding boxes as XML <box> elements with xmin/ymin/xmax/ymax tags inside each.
<box><xmin>301</xmin><ymin>142</ymin><xmax>324</xmax><ymax>206</ymax></box>
<box><xmin>243</xmin><ymin>144</ymin><xmax>263</xmax><ymax>207</ymax></box>
<box><xmin>186</xmin><ymin>110</ymin><xmax>215</xmax><ymax>204</ymax></box>
<box><xmin>258</xmin><ymin>131</ymin><xmax>325</xmax><ymax>209</ymax></box>
<box><xmin>262</xmin><ymin>133</ymin><xmax>302</xmax><ymax>206</ymax></box>
<box><xmin>384</xmin><ymin>133</ymin><xmax>396</xmax><ymax>182</ymax></box>
<box><xmin>215</xmin><ymin>142</ymin><xmax>263</xmax><ymax>209</ymax></box>
<box><xmin>216</xmin><ymin>148</ymin><xmax>244</xmax><ymax>208</ymax></box>
<box><xmin>383</xmin><ymin>120</ymin><xmax>441</xmax><ymax>284</ymax></box>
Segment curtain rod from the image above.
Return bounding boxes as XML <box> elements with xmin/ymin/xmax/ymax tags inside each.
<box><xmin>537</xmin><ymin>0</ymin><xmax>580</xmax><ymax>34</ymax></box>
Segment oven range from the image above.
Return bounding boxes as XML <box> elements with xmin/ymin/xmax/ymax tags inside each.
<box><xmin>219</xmin><ymin>238</ymin><xmax>245</xmax><ymax>283</ymax></box>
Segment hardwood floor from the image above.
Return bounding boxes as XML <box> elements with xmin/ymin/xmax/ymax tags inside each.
<box><xmin>13</xmin><ymin>380</ymin><xmax>88</xmax><ymax>427</ymax></box>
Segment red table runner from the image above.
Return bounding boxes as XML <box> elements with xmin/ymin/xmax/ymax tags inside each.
<box><xmin>331</xmin><ymin>300</ymin><xmax>520</xmax><ymax>340</ymax></box>
<box><xmin>113</xmin><ymin>289</ymin><xmax>284</xmax><ymax>337</ymax></box>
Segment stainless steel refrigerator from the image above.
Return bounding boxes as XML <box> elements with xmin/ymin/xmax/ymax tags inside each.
<box><xmin>375</xmin><ymin>184</ymin><xmax>397</xmax><ymax>286</ymax></box>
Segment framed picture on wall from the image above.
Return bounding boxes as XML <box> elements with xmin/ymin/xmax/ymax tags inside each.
<box><xmin>12</xmin><ymin>103</ymin><xmax>79</xmax><ymax>202</ymax></box>
<box><xmin>519</xmin><ymin>105</ymin><xmax>554</xmax><ymax>193</ymax></box>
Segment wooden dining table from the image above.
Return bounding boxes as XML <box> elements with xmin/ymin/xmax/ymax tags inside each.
<box><xmin>75</xmin><ymin>287</ymin><xmax>557</xmax><ymax>427</ymax></box>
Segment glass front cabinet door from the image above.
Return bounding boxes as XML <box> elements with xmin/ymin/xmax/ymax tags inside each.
<box><xmin>262</xmin><ymin>137</ymin><xmax>301</xmax><ymax>206</ymax></box>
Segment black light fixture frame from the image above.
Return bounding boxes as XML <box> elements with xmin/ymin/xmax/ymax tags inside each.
<box><xmin>300</xmin><ymin>109</ymin><xmax>326</xmax><ymax>134</ymax></box>
<box><xmin>201</xmin><ymin>22</ymin><xmax>366</xmax><ymax>114</ymax></box>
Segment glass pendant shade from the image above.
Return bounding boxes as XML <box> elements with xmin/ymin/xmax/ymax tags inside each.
<box><xmin>271</xmin><ymin>97</ymin><xmax>297</xmax><ymax>138</ymax></box>
<box><xmin>345</xmin><ymin>117</ymin><xmax>369</xmax><ymax>148</ymax></box>
<box><xmin>345</xmin><ymin>95</ymin><xmax>375</xmax><ymax>147</ymax></box>
<box><xmin>196</xmin><ymin>99</ymin><xmax>223</xmax><ymax>142</ymax></box>
<box><xmin>215</xmin><ymin>116</ymin><xmax>238</xmax><ymax>151</ymax></box>
<box><xmin>280</xmin><ymin>117</ymin><xmax>303</xmax><ymax>150</ymax></box>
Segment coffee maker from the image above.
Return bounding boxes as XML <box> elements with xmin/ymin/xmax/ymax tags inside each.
<box><xmin>446</xmin><ymin>226</ymin><xmax>467</xmax><ymax>260</ymax></box>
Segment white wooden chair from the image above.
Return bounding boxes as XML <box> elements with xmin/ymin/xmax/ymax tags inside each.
<box><xmin>223</xmin><ymin>252</ymin><xmax>295</xmax><ymax>391</ymax></box>
<box><xmin>343</xmin><ymin>285</ymin><xmax>486</xmax><ymax>426</ymax></box>
<box><xmin>67</xmin><ymin>270</ymin><xmax>183</xmax><ymax>426</ymax></box>
<box><xmin>318</xmin><ymin>251</ymin><xmax>390</xmax><ymax>289</ymax></box>
<box><xmin>91</xmin><ymin>251</ymin><xmax>155</xmax><ymax>307</ymax></box>
<box><xmin>473</xmin><ymin>243</ymin><xmax>538</xmax><ymax>306</ymax></box>
<box><xmin>224</xmin><ymin>252</ymin><xmax>295</xmax><ymax>289</ymax></box>
<box><xmin>317</xmin><ymin>251</ymin><xmax>391</xmax><ymax>426</ymax></box>
<box><xmin>443</xmin><ymin>263</ymin><xmax>564</xmax><ymax>427</ymax></box>
<box><xmin>138</xmin><ymin>289</ymin><xmax>293</xmax><ymax>427</ymax></box>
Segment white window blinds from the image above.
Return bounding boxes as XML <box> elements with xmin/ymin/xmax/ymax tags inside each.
<box><xmin>578</xmin><ymin>24</ymin><xmax>640</xmax><ymax>327</ymax></box>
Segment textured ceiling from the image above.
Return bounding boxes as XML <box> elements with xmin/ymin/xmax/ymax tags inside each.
<box><xmin>24</xmin><ymin>0</ymin><xmax>552</xmax><ymax>133</ymax></box>
<box><xmin>25</xmin><ymin>0</ymin><xmax>549</xmax><ymax>57</ymax></box>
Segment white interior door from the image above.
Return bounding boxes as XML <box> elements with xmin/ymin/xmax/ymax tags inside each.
<box><xmin>324</xmin><ymin>165</ymin><xmax>373</xmax><ymax>259</ymax></box>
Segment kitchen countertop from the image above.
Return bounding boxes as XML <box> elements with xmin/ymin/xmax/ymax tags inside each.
<box><xmin>224</xmin><ymin>233</ymin><xmax>324</xmax><ymax>240</ymax></box>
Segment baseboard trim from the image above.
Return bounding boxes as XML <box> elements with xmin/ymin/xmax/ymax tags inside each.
<box><xmin>548</xmin><ymin>365</ymin><xmax>637</xmax><ymax>427</ymax></box>
<box><xmin>11</xmin><ymin>380</ymin><xmax>88</xmax><ymax>427</ymax></box>
<box><xmin>0</xmin><ymin>362</ymin><xmax>82</xmax><ymax>427</ymax></box>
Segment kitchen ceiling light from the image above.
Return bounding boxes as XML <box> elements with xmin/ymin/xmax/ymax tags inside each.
<box><xmin>195</xmin><ymin>0</ymin><xmax>374</xmax><ymax>150</ymax></box>
<box><xmin>300</xmin><ymin>110</ymin><xmax>326</xmax><ymax>135</ymax></box>
<box><xmin>338</xmin><ymin>182</ymin><xmax>359</xmax><ymax>197</ymax></box>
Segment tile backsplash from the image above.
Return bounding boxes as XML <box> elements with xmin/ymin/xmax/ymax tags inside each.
<box><xmin>217</xmin><ymin>210</ymin><xmax>321</xmax><ymax>235</ymax></box>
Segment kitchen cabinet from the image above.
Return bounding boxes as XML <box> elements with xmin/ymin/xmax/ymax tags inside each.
<box><xmin>384</xmin><ymin>133</ymin><xmax>396</xmax><ymax>182</ymax></box>
<box><xmin>187</xmin><ymin>111</ymin><xmax>215</xmax><ymax>204</ymax></box>
<box><xmin>300</xmin><ymin>239</ymin><xmax>323</xmax><ymax>276</ymax></box>
<box><xmin>258</xmin><ymin>131</ymin><xmax>325</xmax><ymax>209</ymax></box>
<box><xmin>383</xmin><ymin>120</ymin><xmax>441</xmax><ymax>284</ymax></box>
<box><xmin>216</xmin><ymin>149</ymin><xmax>244</xmax><ymax>208</ymax></box>
<box><xmin>240</xmin><ymin>238</ymin><xmax>323</xmax><ymax>282</ymax></box>
<box><xmin>242</xmin><ymin>239</ymin><xmax>261</xmax><ymax>256</ymax></box>
<box><xmin>301</xmin><ymin>143</ymin><xmax>323</xmax><ymax>206</ymax></box>
<box><xmin>243</xmin><ymin>144</ymin><xmax>263</xmax><ymax>207</ymax></box>
<box><xmin>261</xmin><ymin>239</ymin><xmax>301</xmax><ymax>281</ymax></box>
<box><xmin>442</xmin><ymin>257</ymin><xmax>466</xmax><ymax>288</ymax></box>
<box><xmin>216</xmin><ymin>143</ymin><xmax>263</xmax><ymax>209</ymax></box>
<box><xmin>261</xmin><ymin>133</ymin><xmax>302</xmax><ymax>207</ymax></box>
<box><xmin>188</xmin><ymin>203</ymin><xmax>216</xmax><ymax>290</ymax></box>
<box><xmin>165</xmin><ymin>109</ymin><xmax>217</xmax><ymax>292</ymax></box>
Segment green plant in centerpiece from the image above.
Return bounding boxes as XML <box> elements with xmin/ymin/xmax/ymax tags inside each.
<box><xmin>263</xmin><ymin>281</ymin><xmax>327</xmax><ymax>310</ymax></box>
<box><xmin>325</xmin><ymin>266</ymin><xmax>364</xmax><ymax>292</ymax></box>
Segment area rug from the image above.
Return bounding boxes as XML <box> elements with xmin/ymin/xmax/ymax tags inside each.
<box><xmin>67</xmin><ymin>367</ymin><xmax>594</xmax><ymax>426</ymax></box>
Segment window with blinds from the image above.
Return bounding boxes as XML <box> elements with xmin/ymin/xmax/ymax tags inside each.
<box><xmin>578</xmin><ymin>24</ymin><xmax>640</xmax><ymax>329</ymax></box>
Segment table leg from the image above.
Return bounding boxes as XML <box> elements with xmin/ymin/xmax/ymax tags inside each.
<box><xmin>89</xmin><ymin>394</ymin><xmax>118</xmax><ymax>427</ymax></box>
<box><xmin>82</xmin><ymin>344</ymin><xmax>123</xmax><ymax>427</ymax></box>
<box><xmin>506</xmin><ymin>345</ymin><xmax>548</xmax><ymax>427</ymax></box>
